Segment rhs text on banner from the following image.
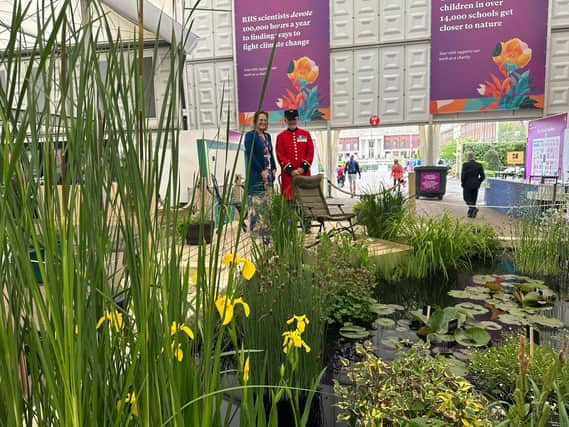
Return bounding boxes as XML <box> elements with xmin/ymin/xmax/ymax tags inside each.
<box><xmin>234</xmin><ymin>0</ymin><xmax>330</xmax><ymax>125</ymax></box>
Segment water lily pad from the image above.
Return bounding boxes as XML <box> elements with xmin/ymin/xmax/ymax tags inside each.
<box><xmin>369</xmin><ymin>303</ymin><xmax>396</xmax><ymax>316</ymax></box>
<box><xmin>472</xmin><ymin>275</ymin><xmax>496</xmax><ymax>285</ymax></box>
<box><xmin>455</xmin><ymin>302</ymin><xmax>489</xmax><ymax>316</ymax></box>
<box><xmin>386</xmin><ymin>304</ymin><xmax>405</xmax><ymax>311</ymax></box>
<box><xmin>451</xmin><ymin>349</ymin><xmax>472</xmax><ymax>361</ymax></box>
<box><xmin>448</xmin><ymin>288</ymin><xmax>490</xmax><ymax>301</ymax></box>
<box><xmin>478</xmin><ymin>321</ymin><xmax>503</xmax><ymax>331</ymax></box>
<box><xmin>375</xmin><ymin>318</ymin><xmax>396</xmax><ymax>328</ymax></box>
<box><xmin>397</xmin><ymin>319</ymin><xmax>411</xmax><ymax>327</ymax></box>
<box><xmin>339</xmin><ymin>326</ymin><xmax>369</xmax><ymax>339</ymax></box>
<box><xmin>445</xmin><ymin>358</ymin><xmax>469</xmax><ymax>377</ymax></box>
<box><xmin>527</xmin><ymin>315</ymin><xmax>565</xmax><ymax>329</ymax></box>
<box><xmin>454</xmin><ymin>327</ymin><xmax>491</xmax><ymax>347</ymax></box>
<box><xmin>395</xmin><ymin>325</ymin><xmax>409</xmax><ymax>333</ymax></box>
<box><xmin>427</xmin><ymin>333</ymin><xmax>456</xmax><ymax>343</ymax></box>
<box><xmin>498</xmin><ymin>314</ymin><xmax>527</xmax><ymax>326</ymax></box>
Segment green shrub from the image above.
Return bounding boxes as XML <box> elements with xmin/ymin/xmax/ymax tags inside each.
<box><xmin>312</xmin><ymin>236</ymin><xmax>377</xmax><ymax>325</ymax></box>
<box><xmin>353</xmin><ymin>187</ymin><xmax>407</xmax><ymax>239</ymax></box>
<box><xmin>469</xmin><ymin>335</ymin><xmax>569</xmax><ymax>402</ymax></box>
<box><xmin>484</xmin><ymin>149</ymin><xmax>502</xmax><ymax>170</ymax></box>
<box><xmin>334</xmin><ymin>343</ymin><xmax>496</xmax><ymax>426</ymax></box>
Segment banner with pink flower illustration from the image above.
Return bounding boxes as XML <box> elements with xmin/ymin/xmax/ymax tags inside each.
<box><xmin>430</xmin><ymin>0</ymin><xmax>548</xmax><ymax>114</ymax></box>
<box><xmin>233</xmin><ymin>1</ymin><xmax>330</xmax><ymax>125</ymax></box>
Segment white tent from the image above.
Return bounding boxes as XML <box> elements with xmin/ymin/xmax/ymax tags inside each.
<box><xmin>0</xmin><ymin>0</ymin><xmax>198</xmax><ymax>53</ymax></box>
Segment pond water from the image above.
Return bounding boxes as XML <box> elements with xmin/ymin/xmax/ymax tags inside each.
<box><xmin>325</xmin><ymin>257</ymin><xmax>569</xmax><ymax>383</ymax></box>
<box><xmin>373</xmin><ymin>257</ymin><xmax>569</xmax><ymax>359</ymax></box>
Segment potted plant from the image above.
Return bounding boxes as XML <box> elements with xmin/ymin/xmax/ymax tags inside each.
<box><xmin>186</xmin><ymin>202</ymin><xmax>215</xmax><ymax>245</ymax></box>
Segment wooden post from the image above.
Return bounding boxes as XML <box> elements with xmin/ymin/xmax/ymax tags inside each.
<box><xmin>408</xmin><ymin>171</ymin><xmax>416</xmax><ymax>217</ymax></box>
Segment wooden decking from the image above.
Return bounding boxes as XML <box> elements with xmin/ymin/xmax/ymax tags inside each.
<box><xmin>360</xmin><ymin>237</ymin><xmax>411</xmax><ymax>257</ymax></box>
<box><xmin>176</xmin><ymin>221</ymin><xmax>410</xmax><ymax>293</ymax></box>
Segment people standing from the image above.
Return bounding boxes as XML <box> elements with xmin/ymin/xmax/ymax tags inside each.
<box><xmin>244</xmin><ymin>110</ymin><xmax>277</xmax><ymax>229</ymax></box>
<box><xmin>275</xmin><ymin>109</ymin><xmax>314</xmax><ymax>200</ymax></box>
<box><xmin>336</xmin><ymin>164</ymin><xmax>345</xmax><ymax>187</ymax></box>
<box><xmin>461</xmin><ymin>152</ymin><xmax>485</xmax><ymax>218</ymax></box>
<box><xmin>391</xmin><ymin>159</ymin><xmax>404</xmax><ymax>190</ymax></box>
<box><xmin>344</xmin><ymin>154</ymin><xmax>361</xmax><ymax>197</ymax></box>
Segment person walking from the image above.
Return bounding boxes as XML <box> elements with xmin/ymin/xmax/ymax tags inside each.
<box><xmin>391</xmin><ymin>159</ymin><xmax>404</xmax><ymax>190</ymax></box>
<box><xmin>344</xmin><ymin>154</ymin><xmax>361</xmax><ymax>197</ymax></box>
<box><xmin>275</xmin><ymin>109</ymin><xmax>314</xmax><ymax>200</ymax></box>
<box><xmin>244</xmin><ymin>110</ymin><xmax>277</xmax><ymax>229</ymax></box>
<box><xmin>461</xmin><ymin>152</ymin><xmax>485</xmax><ymax>218</ymax></box>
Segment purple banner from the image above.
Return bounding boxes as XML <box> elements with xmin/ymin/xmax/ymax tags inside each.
<box><xmin>525</xmin><ymin>113</ymin><xmax>568</xmax><ymax>181</ymax></box>
<box><xmin>420</xmin><ymin>172</ymin><xmax>442</xmax><ymax>193</ymax></box>
<box><xmin>234</xmin><ymin>1</ymin><xmax>330</xmax><ymax>125</ymax></box>
<box><xmin>431</xmin><ymin>0</ymin><xmax>548</xmax><ymax>114</ymax></box>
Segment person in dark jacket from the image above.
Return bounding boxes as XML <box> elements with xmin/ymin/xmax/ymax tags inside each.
<box><xmin>244</xmin><ymin>111</ymin><xmax>277</xmax><ymax>230</ymax></box>
<box><xmin>461</xmin><ymin>152</ymin><xmax>485</xmax><ymax>218</ymax></box>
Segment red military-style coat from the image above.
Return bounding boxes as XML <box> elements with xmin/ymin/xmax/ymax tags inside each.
<box><xmin>275</xmin><ymin>127</ymin><xmax>315</xmax><ymax>200</ymax></box>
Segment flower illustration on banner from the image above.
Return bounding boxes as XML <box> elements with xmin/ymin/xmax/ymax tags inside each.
<box><xmin>276</xmin><ymin>56</ymin><xmax>325</xmax><ymax>121</ymax></box>
<box><xmin>477</xmin><ymin>37</ymin><xmax>537</xmax><ymax>112</ymax></box>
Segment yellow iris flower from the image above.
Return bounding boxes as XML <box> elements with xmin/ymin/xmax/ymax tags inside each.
<box><xmin>282</xmin><ymin>330</ymin><xmax>311</xmax><ymax>353</ymax></box>
<box><xmin>117</xmin><ymin>391</ymin><xmax>138</xmax><ymax>417</ymax></box>
<box><xmin>96</xmin><ymin>308</ymin><xmax>124</xmax><ymax>333</ymax></box>
<box><xmin>222</xmin><ymin>253</ymin><xmax>256</xmax><ymax>280</ymax></box>
<box><xmin>286</xmin><ymin>314</ymin><xmax>309</xmax><ymax>333</ymax></box>
<box><xmin>243</xmin><ymin>356</ymin><xmax>250</xmax><ymax>383</ymax></box>
<box><xmin>215</xmin><ymin>295</ymin><xmax>251</xmax><ymax>325</ymax></box>
<box><xmin>191</xmin><ymin>268</ymin><xmax>209</xmax><ymax>285</ymax></box>
<box><xmin>165</xmin><ymin>321</ymin><xmax>194</xmax><ymax>362</ymax></box>
<box><xmin>171</xmin><ymin>342</ymin><xmax>184</xmax><ymax>362</ymax></box>
<box><xmin>170</xmin><ymin>321</ymin><xmax>195</xmax><ymax>340</ymax></box>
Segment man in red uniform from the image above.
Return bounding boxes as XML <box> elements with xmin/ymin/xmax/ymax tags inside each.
<box><xmin>276</xmin><ymin>109</ymin><xmax>315</xmax><ymax>200</ymax></box>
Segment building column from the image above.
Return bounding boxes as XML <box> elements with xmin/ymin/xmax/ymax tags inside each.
<box><xmin>420</xmin><ymin>124</ymin><xmax>440</xmax><ymax>166</ymax></box>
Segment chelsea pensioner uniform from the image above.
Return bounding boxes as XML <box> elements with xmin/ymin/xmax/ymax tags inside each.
<box><xmin>276</xmin><ymin>127</ymin><xmax>314</xmax><ymax>200</ymax></box>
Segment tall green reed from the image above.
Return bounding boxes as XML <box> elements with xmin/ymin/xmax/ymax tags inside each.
<box><xmin>512</xmin><ymin>204</ymin><xmax>569</xmax><ymax>278</ymax></box>
<box><xmin>379</xmin><ymin>213</ymin><xmax>498</xmax><ymax>280</ymax></box>
<box><xmin>0</xmin><ymin>1</ymin><xmax>253</xmax><ymax>425</ymax></box>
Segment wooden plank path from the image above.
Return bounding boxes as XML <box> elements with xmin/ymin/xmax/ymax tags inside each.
<box><xmin>178</xmin><ymin>221</ymin><xmax>411</xmax><ymax>293</ymax></box>
<box><xmin>359</xmin><ymin>237</ymin><xmax>411</xmax><ymax>257</ymax></box>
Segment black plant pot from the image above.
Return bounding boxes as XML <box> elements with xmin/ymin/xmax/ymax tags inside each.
<box><xmin>264</xmin><ymin>395</ymin><xmax>321</xmax><ymax>426</ymax></box>
<box><xmin>186</xmin><ymin>222</ymin><xmax>214</xmax><ymax>245</ymax></box>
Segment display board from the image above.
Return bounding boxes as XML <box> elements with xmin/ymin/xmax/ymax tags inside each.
<box><xmin>526</xmin><ymin>113</ymin><xmax>568</xmax><ymax>181</ymax></box>
<box><xmin>233</xmin><ymin>0</ymin><xmax>330</xmax><ymax>125</ymax></box>
<box><xmin>430</xmin><ymin>0</ymin><xmax>548</xmax><ymax>114</ymax></box>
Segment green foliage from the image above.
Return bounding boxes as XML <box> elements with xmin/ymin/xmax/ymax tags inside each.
<box><xmin>334</xmin><ymin>343</ymin><xmax>495</xmax><ymax>426</ymax></box>
<box><xmin>382</xmin><ymin>214</ymin><xmax>498</xmax><ymax>280</ymax></box>
<box><xmin>470</xmin><ymin>335</ymin><xmax>569</xmax><ymax>402</ymax></box>
<box><xmin>255</xmin><ymin>192</ymin><xmax>304</xmax><ymax>258</ymax></box>
<box><xmin>484</xmin><ymin>149</ymin><xmax>502</xmax><ymax>171</ymax></box>
<box><xmin>410</xmin><ymin>306</ymin><xmax>491</xmax><ymax>347</ymax></box>
<box><xmin>439</xmin><ymin>143</ymin><xmax>457</xmax><ymax>163</ymax></box>
<box><xmin>243</xmin><ymin>203</ymin><xmax>325</xmax><ymax>392</ymax></box>
<box><xmin>513</xmin><ymin>207</ymin><xmax>569</xmax><ymax>277</ymax></box>
<box><xmin>353</xmin><ymin>187</ymin><xmax>407</xmax><ymax>239</ymax></box>
<box><xmin>497</xmin><ymin>336</ymin><xmax>569</xmax><ymax>427</ymax></box>
<box><xmin>497</xmin><ymin>121</ymin><xmax>527</xmax><ymax>145</ymax></box>
<box><xmin>463</xmin><ymin>141</ymin><xmax>526</xmax><ymax>168</ymax></box>
<box><xmin>312</xmin><ymin>235</ymin><xmax>378</xmax><ymax>325</ymax></box>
